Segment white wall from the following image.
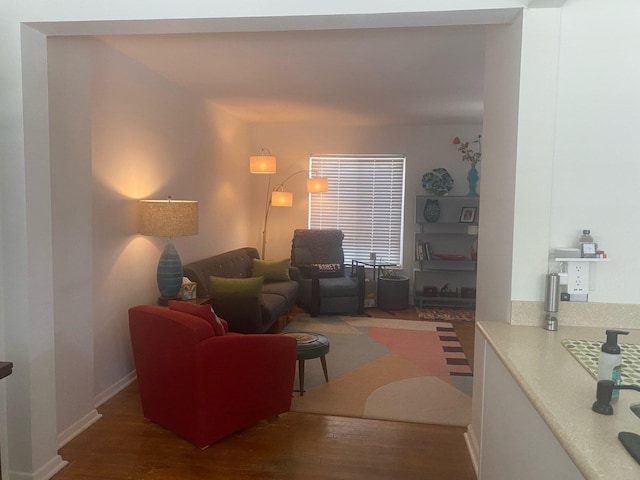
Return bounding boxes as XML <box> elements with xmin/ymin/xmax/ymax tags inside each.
<box><xmin>45</xmin><ymin>36</ymin><xmax>252</xmax><ymax>451</ymax></box>
<box><xmin>249</xmin><ymin>123</ymin><xmax>483</xmax><ymax>270</ymax></box>
<box><xmin>48</xmin><ymin>36</ymin><xmax>99</xmax><ymax>447</ymax></box>
<box><xmin>548</xmin><ymin>0</ymin><xmax>640</xmax><ymax>304</ymax></box>
<box><xmin>474</xmin><ymin>16</ymin><xmax>522</xmax><ymax>325</ymax></box>
<box><xmin>510</xmin><ymin>8</ymin><xmax>561</xmax><ymax>303</ymax></box>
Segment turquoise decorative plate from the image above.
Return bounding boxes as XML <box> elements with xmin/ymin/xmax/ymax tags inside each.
<box><xmin>422</xmin><ymin>168</ymin><xmax>454</xmax><ymax>195</ymax></box>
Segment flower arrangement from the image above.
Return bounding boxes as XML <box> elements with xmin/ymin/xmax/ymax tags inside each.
<box><xmin>452</xmin><ymin>135</ymin><xmax>482</xmax><ymax>164</ymax></box>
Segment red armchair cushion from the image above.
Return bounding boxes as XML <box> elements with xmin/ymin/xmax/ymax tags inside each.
<box><xmin>168</xmin><ymin>301</ymin><xmax>226</xmax><ymax>336</ymax></box>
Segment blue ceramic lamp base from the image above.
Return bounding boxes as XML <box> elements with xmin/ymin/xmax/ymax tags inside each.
<box><xmin>156</xmin><ymin>237</ymin><xmax>183</xmax><ymax>305</ymax></box>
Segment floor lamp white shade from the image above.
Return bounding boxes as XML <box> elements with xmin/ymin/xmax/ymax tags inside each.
<box><xmin>271</xmin><ymin>191</ymin><xmax>293</xmax><ymax>207</ymax></box>
<box><xmin>307</xmin><ymin>177</ymin><xmax>328</xmax><ymax>193</ymax></box>
<box><xmin>250</xmin><ymin>154</ymin><xmax>276</xmax><ymax>174</ymax></box>
<box><xmin>139</xmin><ymin>199</ymin><xmax>199</xmax><ymax>304</ymax></box>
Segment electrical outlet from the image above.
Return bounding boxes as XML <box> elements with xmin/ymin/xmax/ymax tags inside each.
<box><xmin>567</xmin><ymin>262</ymin><xmax>590</xmax><ymax>295</ymax></box>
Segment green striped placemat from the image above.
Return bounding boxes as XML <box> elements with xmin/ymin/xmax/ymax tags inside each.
<box><xmin>562</xmin><ymin>339</ymin><xmax>640</xmax><ymax>385</ymax></box>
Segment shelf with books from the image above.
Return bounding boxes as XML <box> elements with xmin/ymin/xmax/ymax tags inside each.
<box><xmin>413</xmin><ymin>195</ymin><xmax>479</xmax><ymax>308</ymax></box>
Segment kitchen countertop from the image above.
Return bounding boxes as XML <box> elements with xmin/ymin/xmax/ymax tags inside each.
<box><xmin>478</xmin><ymin>321</ymin><xmax>640</xmax><ymax>479</ymax></box>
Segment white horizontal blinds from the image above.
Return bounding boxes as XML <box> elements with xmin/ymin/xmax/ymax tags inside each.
<box><xmin>309</xmin><ymin>155</ymin><xmax>406</xmax><ymax>266</ymax></box>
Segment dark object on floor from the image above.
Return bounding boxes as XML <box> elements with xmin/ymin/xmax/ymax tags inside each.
<box><xmin>378</xmin><ymin>275</ymin><xmax>410</xmax><ymax>310</ymax></box>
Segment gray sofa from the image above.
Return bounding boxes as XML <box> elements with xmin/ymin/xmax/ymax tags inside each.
<box><xmin>183</xmin><ymin>247</ymin><xmax>299</xmax><ymax>334</ymax></box>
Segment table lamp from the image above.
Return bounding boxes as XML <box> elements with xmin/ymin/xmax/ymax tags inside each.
<box><xmin>139</xmin><ymin>197</ymin><xmax>199</xmax><ymax>304</ymax></box>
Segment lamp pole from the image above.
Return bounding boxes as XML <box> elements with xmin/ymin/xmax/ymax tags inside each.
<box><xmin>261</xmin><ymin>169</ymin><xmax>325</xmax><ymax>259</ymax></box>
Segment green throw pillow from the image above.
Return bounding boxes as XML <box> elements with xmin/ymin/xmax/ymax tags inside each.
<box><xmin>252</xmin><ymin>258</ymin><xmax>291</xmax><ymax>282</ymax></box>
<box><xmin>210</xmin><ymin>275</ymin><xmax>264</xmax><ymax>305</ymax></box>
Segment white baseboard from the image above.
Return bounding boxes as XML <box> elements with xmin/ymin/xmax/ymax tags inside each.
<box><xmin>57</xmin><ymin>409</ymin><xmax>102</xmax><ymax>448</ymax></box>
<box><xmin>56</xmin><ymin>370</ymin><xmax>136</xmax><ymax>449</ymax></box>
<box><xmin>464</xmin><ymin>423</ymin><xmax>480</xmax><ymax>478</ymax></box>
<box><xmin>10</xmin><ymin>454</ymin><xmax>68</xmax><ymax>480</ymax></box>
<box><xmin>94</xmin><ymin>369</ymin><xmax>136</xmax><ymax>408</ymax></box>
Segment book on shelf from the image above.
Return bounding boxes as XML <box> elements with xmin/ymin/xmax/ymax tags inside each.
<box><xmin>425</xmin><ymin>242</ymin><xmax>433</xmax><ymax>261</ymax></box>
<box><xmin>416</xmin><ymin>240</ymin><xmax>434</xmax><ymax>261</ymax></box>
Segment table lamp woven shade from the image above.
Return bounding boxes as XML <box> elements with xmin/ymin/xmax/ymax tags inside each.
<box><xmin>139</xmin><ymin>199</ymin><xmax>199</xmax><ymax>304</ymax></box>
<box><xmin>139</xmin><ymin>200</ymin><xmax>199</xmax><ymax>237</ymax></box>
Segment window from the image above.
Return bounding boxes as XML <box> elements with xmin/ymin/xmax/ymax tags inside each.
<box><xmin>309</xmin><ymin>154</ymin><xmax>406</xmax><ymax>266</ymax></box>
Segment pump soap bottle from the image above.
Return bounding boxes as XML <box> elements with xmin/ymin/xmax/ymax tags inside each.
<box><xmin>597</xmin><ymin>329</ymin><xmax>629</xmax><ymax>401</ymax></box>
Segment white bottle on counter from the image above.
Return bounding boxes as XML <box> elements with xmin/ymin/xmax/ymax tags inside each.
<box><xmin>597</xmin><ymin>329</ymin><xmax>629</xmax><ymax>401</ymax></box>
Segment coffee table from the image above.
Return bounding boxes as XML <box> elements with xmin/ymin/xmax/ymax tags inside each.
<box><xmin>282</xmin><ymin>332</ymin><xmax>330</xmax><ymax>396</ymax></box>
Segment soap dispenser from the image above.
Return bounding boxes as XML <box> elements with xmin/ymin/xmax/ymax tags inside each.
<box><xmin>597</xmin><ymin>329</ymin><xmax>629</xmax><ymax>401</ymax></box>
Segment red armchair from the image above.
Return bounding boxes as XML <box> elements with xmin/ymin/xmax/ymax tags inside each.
<box><xmin>128</xmin><ymin>304</ymin><xmax>297</xmax><ymax>448</ymax></box>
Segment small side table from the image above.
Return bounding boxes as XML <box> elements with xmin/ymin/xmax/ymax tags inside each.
<box><xmin>282</xmin><ymin>333</ymin><xmax>330</xmax><ymax>396</ymax></box>
<box><xmin>351</xmin><ymin>259</ymin><xmax>399</xmax><ymax>308</ymax></box>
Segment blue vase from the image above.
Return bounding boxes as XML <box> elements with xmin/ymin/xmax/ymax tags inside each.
<box><xmin>467</xmin><ymin>163</ymin><xmax>479</xmax><ymax>197</ymax></box>
<box><xmin>423</xmin><ymin>199</ymin><xmax>440</xmax><ymax>223</ymax></box>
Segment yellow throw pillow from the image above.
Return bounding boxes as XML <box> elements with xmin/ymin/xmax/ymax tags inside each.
<box><xmin>251</xmin><ymin>258</ymin><xmax>290</xmax><ymax>282</ymax></box>
<box><xmin>210</xmin><ymin>276</ymin><xmax>264</xmax><ymax>305</ymax></box>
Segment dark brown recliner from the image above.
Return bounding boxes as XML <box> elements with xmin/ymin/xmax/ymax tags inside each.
<box><xmin>290</xmin><ymin>229</ymin><xmax>365</xmax><ymax>317</ymax></box>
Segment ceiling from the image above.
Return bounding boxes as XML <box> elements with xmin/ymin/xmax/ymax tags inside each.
<box><xmin>99</xmin><ymin>25</ymin><xmax>486</xmax><ymax>127</ymax></box>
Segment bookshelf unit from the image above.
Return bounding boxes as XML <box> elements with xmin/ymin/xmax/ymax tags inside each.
<box><xmin>414</xmin><ymin>195</ymin><xmax>480</xmax><ymax>307</ymax></box>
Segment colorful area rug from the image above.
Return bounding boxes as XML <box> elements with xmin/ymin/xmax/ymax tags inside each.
<box><xmin>282</xmin><ymin>314</ymin><xmax>473</xmax><ymax>427</ymax></box>
<box><xmin>416</xmin><ymin>306</ymin><xmax>475</xmax><ymax>322</ymax></box>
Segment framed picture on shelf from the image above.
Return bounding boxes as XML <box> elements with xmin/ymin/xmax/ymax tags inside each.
<box><xmin>459</xmin><ymin>207</ymin><xmax>477</xmax><ymax>223</ymax></box>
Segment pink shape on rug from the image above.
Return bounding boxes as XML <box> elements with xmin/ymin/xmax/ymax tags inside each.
<box><xmin>367</xmin><ymin>327</ymin><xmax>466</xmax><ymax>376</ymax></box>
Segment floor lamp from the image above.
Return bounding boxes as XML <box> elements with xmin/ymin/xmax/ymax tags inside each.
<box><xmin>250</xmin><ymin>150</ymin><xmax>328</xmax><ymax>259</ymax></box>
<box><xmin>139</xmin><ymin>197</ymin><xmax>199</xmax><ymax>305</ymax></box>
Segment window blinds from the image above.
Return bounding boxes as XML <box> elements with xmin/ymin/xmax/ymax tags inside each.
<box><xmin>308</xmin><ymin>154</ymin><xmax>406</xmax><ymax>266</ymax></box>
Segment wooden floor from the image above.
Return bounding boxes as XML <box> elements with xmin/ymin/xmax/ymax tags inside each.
<box><xmin>54</xmin><ymin>308</ymin><xmax>476</xmax><ymax>480</ymax></box>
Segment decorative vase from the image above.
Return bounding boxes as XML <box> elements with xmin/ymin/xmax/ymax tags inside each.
<box><xmin>467</xmin><ymin>163</ymin><xmax>479</xmax><ymax>197</ymax></box>
<box><xmin>422</xmin><ymin>168</ymin><xmax>454</xmax><ymax>196</ymax></box>
<box><xmin>423</xmin><ymin>199</ymin><xmax>440</xmax><ymax>223</ymax></box>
